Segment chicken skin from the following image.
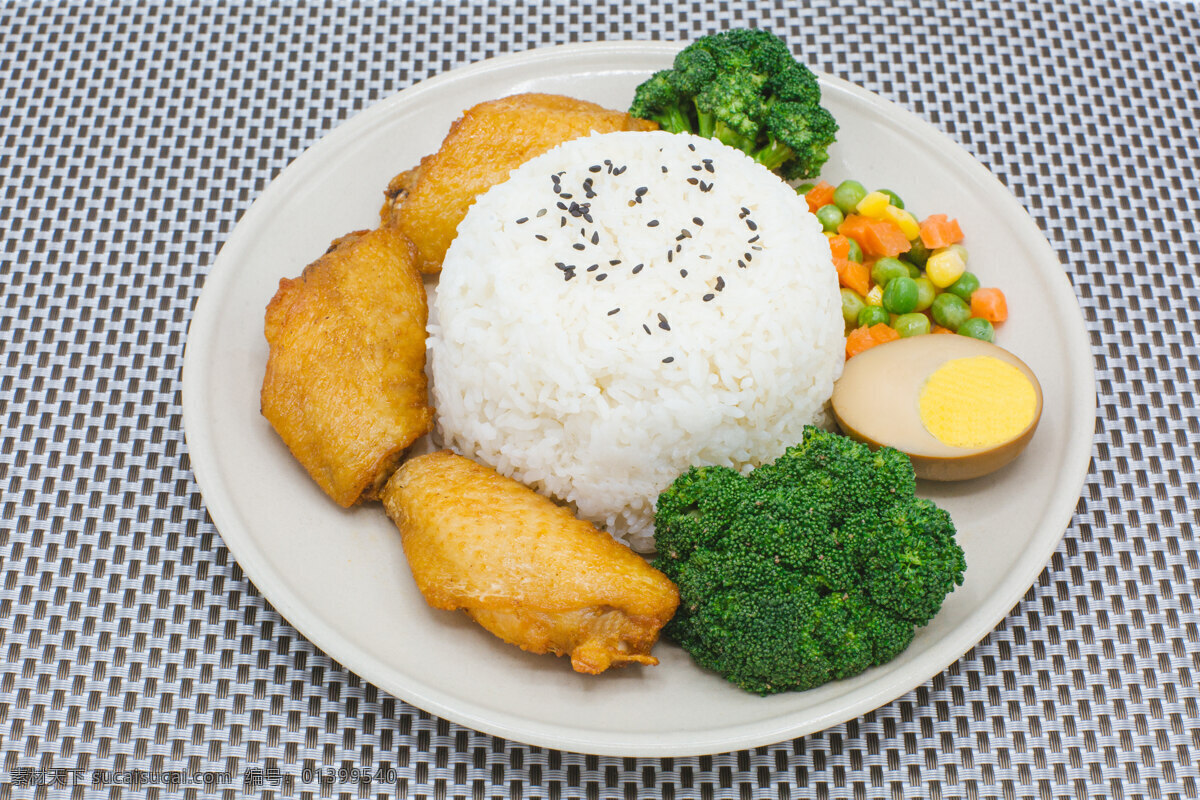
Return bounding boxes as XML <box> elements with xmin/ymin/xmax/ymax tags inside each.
<box><xmin>381</xmin><ymin>450</ymin><xmax>679</xmax><ymax>674</ymax></box>
<box><xmin>379</xmin><ymin>93</ymin><xmax>657</xmax><ymax>274</ymax></box>
<box><xmin>261</xmin><ymin>226</ymin><xmax>434</xmax><ymax>507</ymax></box>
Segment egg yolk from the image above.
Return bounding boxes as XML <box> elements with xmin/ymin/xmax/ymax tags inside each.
<box><xmin>918</xmin><ymin>356</ymin><xmax>1037</xmax><ymax>449</ymax></box>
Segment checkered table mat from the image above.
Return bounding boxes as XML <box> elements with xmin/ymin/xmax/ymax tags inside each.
<box><xmin>2</xmin><ymin>0</ymin><xmax>1198</xmax><ymax>797</ymax></box>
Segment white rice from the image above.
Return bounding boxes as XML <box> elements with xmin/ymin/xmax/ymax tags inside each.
<box><xmin>429</xmin><ymin>131</ymin><xmax>844</xmax><ymax>552</ymax></box>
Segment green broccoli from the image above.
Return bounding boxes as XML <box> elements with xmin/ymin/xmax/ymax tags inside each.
<box><xmin>653</xmin><ymin>426</ymin><xmax>966</xmax><ymax>695</ymax></box>
<box><xmin>628</xmin><ymin>28</ymin><xmax>838</xmax><ymax>180</ymax></box>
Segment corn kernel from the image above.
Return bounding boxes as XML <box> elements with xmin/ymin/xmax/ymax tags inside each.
<box><xmin>883</xmin><ymin>205</ymin><xmax>921</xmax><ymax>240</ymax></box>
<box><xmin>856</xmin><ymin>191</ymin><xmax>891</xmax><ymax>219</ymax></box>
<box><xmin>865</xmin><ymin>284</ymin><xmax>884</xmax><ymax>306</ymax></box>
<box><xmin>926</xmin><ymin>249</ymin><xmax>966</xmax><ymax>288</ymax></box>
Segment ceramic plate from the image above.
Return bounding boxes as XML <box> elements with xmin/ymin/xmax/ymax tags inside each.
<box><xmin>181</xmin><ymin>41</ymin><xmax>1094</xmax><ymax>756</ymax></box>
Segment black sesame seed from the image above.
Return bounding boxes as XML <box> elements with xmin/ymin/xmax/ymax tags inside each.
<box><xmin>744</xmin><ymin>252</ymin><xmax>753</xmax><ymax>261</ymax></box>
<box><xmin>557</xmin><ymin>201</ymin><xmax>568</xmax><ymax>210</ymax></box>
<box><xmin>596</xmin><ymin>273</ymin><xmax>607</xmax><ymax>281</ymax></box>
<box><xmin>661</xmin><ymin>165</ymin><xmax>668</xmax><ymax>173</ymax></box>
<box><xmin>703</xmin><ymin>160</ymin><xmax>714</xmax><ymax>173</ymax></box>
<box><xmin>715</xmin><ymin>276</ymin><xmax>726</xmax><ymax>291</ymax></box>
<box><xmin>560</xmin><ymin>217</ymin><xmax>567</xmax><ymax>227</ymax></box>
<box><xmin>535</xmin><ymin>234</ymin><xmax>547</xmax><ymax>241</ymax></box>
<box><xmin>635</xmin><ymin>187</ymin><xmax>648</xmax><ymax>196</ymax></box>
<box><xmin>667</xmin><ymin>250</ymin><xmax>674</xmax><ymax>262</ymax></box>
<box><xmin>751</xmin><ymin>245</ymin><xmax>762</xmax><ymax>251</ymax></box>
<box><xmin>632</xmin><ymin>263</ymin><xmax>644</xmax><ymax>274</ymax></box>
<box><xmin>657</xmin><ymin>313</ymin><xmax>670</xmax><ymax>330</ymax></box>
<box><xmin>687</xmin><ymin>143</ymin><xmax>696</xmax><ymax>151</ymax></box>
<box><xmin>516</xmin><ymin>217</ymin><xmax>529</xmax><ymax>224</ymax></box>
<box><xmin>536</xmin><ymin>208</ymin><xmax>547</xmax><ymax>217</ymax></box>
<box><xmin>573</xmin><ymin>243</ymin><xmax>586</xmax><ymax>251</ymax></box>
<box><xmin>680</xmin><ymin>269</ymin><xmax>688</xmax><ymax>277</ymax></box>
<box><xmin>609</xmin><ymin>259</ymin><xmax>621</xmax><ymax>266</ymax></box>
<box><xmin>699</xmin><ymin>254</ymin><xmax>712</xmax><ymax>260</ymax></box>
<box><xmin>559</xmin><ymin>192</ymin><xmax>573</xmax><ymax>199</ymax></box>
<box><xmin>613</xmin><ymin>165</ymin><xmax>626</xmax><ymax>175</ymax></box>
<box><xmin>591</xmin><ymin>232</ymin><xmax>600</xmax><ymax>244</ymax></box>
<box><xmin>675</xmin><ymin>244</ymin><xmax>682</xmax><ymax>253</ymax></box>
<box><xmin>692</xmin><ymin>217</ymin><xmax>704</xmax><ymax>226</ymax></box>
<box><xmin>699</xmin><ymin>181</ymin><xmax>712</xmax><ymax>192</ymax></box>
<box><xmin>589</xmin><ymin>165</ymin><xmax>602</xmax><ymax>173</ymax></box>
<box><xmin>747</xmin><ymin>234</ymin><xmax>760</xmax><ymax>243</ymax></box>
<box><xmin>687</xmin><ymin>177</ymin><xmax>699</xmax><ymax>185</ymax></box>
<box><xmin>738</xmin><ymin>259</ymin><xmax>747</xmax><ymax>269</ymax></box>
<box><xmin>584</xmin><ymin>214</ymin><xmax>594</xmax><ymax>223</ymax></box>
<box><xmin>702</xmin><ymin>293</ymin><xmax>715</xmax><ymax>302</ymax></box>
<box><xmin>746</xmin><ymin>219</ymin><xmax>758</xmax><ymax>231</ymax></box>
<box><xmin>692</xmin><ymin>164</ymin><xmax>703</xmax><ymax>171</ymax></box>
<box><xmin>587</xmin><ymin>264</ymin><xmax>599</xmax><ymax>272</ymax></box>
<box><xmin>740</xmin><ymin>207</ymin><xmax>751</xmax><ymax>218</ymax></box>
<box><xmin>663</xmin><ymin>356</ymin><xmax>675</xmax><ymax>363</ymax></box>
<box><xmin>647</xmin><ymin>219</ymin><xmax>660</xmax><ymax>227</ymax></box>
<box><xmin>608</xmin><ymin>307</ymin><xmax>620</xmax><ymax>316</ymax></box>
<box><xmin>643</xmin><ymin>324</ymin><xmax>651</xmax><ymax>334</ymax></box>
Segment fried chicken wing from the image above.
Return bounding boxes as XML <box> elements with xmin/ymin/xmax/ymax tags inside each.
<box><xmin>261</xmin><ymin>226</ymin><xmax>434</xmax><ymax>507</ymax></box>
<box><xmin>381</xmin><ymin>450</ymin><xmax>679</xmax><ymax>674</ymax></box>
<box><xmin>380</xmin><ymin>93</ymin><xmax>657</xmax><ymax>274</ymax></box>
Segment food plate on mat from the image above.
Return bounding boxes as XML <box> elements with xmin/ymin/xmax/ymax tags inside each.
<box><xmin>181</xmin><ymin>41</ymin><xmax>1094</xmax><ymax>756</ymax></box>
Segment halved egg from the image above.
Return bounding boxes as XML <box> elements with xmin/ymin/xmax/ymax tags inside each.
<box><xmin>831</xmin><ymin>336</ymin><xmax>1043</xmax><ymax>481</ymax></box>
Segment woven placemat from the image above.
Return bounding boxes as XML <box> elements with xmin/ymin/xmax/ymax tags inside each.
<box><xmin>2</xmin><ymin>0</ymin><xmax>1197</xmax><ymax>797</ymax></box>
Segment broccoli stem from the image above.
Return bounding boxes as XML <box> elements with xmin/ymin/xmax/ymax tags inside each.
<box><xmin>753</xmin><ymin>139</ymin><xmax>794</xmax><ymax>171</ymax></box>
<box><xmin>695</xmin><ymin>106</ymin><xmax>716</xmax><ymax>139</ymax></box>
<box><xmin>713</xmin><ymin>121</ymin><xmax>756</xmax><ymax>154</ymax></box>
<box><xmin>656</xmin><ymin>105</ymin><xmax>693</xmax><ymax>135</ymax></box>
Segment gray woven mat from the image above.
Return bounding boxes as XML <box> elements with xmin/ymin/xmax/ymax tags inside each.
<box><xmin>2</xmin><ymin>0</ymin><xmax>1198</xmax><ymax>797</ymax></box>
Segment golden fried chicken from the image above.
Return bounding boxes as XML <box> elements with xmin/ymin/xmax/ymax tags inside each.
<box><xmin>381</xmin><ymin>450</ymin><xmax>679</xmax><ymax>674</ymax></box>
<box><xmin>380</xmin><ymin>93</ymin><xmax>657</xmax><ymax>273</ymax></box>
<box><xmin>261</xmin><ymin>226</ymin><xmax>434</xmax><ymax>507</ymax></box>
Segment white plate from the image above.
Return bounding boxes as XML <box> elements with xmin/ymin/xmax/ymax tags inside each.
<box><xmin>182</xmin><ymin>41</ymin><xmax>1094</xmax><ymax>756</ymax></box>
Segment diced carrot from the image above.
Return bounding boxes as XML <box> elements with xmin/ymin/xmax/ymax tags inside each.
<box><xmin>919</xmin><ymin>214</ymin><xmax>965</xmax><ymax>249</ymax></box>
<box><xmin>827</xmin><ymin>234</ymin><xmax>852</xmax><ymax>260</ymax></box>
<box><xmin>834</xmin><ymin>257</ymin><xmax>870</xmax><ymax>296</ymax></box>
<box><xmin>838</xmin><ymin>214</ymin><xmax>911</xmax><ymax>258</ymax></box>
<box><xmin>970</xmin><ymin>287</ymin><xmax>1008</xmax><ymax>322</ymax></box>
<box><xmin>845</xmin><ymin>323</ymin><xmax>899</xmax><ymax>359</ymax></box>
<box><xmin>931</xmin><ymin>324</ymin><xmax>956</xmax><ymax>334</ymax></box>
<box><xmin>805</xmin><ymin>181</ymin><xmax>836</xmax><ymax>214</ymax></box>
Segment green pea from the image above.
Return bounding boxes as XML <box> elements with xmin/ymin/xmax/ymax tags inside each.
<box><xmin>957</xmin><ymin>317</ymin><xmax>995</xmax><ymax>342</ymax></box>
<box><xmin>796</xmin><ymin>183</ymin><xmax>816</xmax><ymax>195</ymax></box>
<box><xmin>905</xmin><ymin>237</ymin><xmax>929</xmax><ymax>267</ymax></box>
<box><xmin>840</xmin><ymin>288</ymin><xmax>866</xmax><ymax>327</ymax></box>
<box><xmin>882</xmin><ymin>276</ymin><xmax>919</xmax><ymax>314</ymax></box>
<box><xmin>846</xmin><ymin>237</ymin><xmax>864</xmax><ymax>263</ymax></box>
<box><xmin>877</xmin><ymin>189</ymin><xmax>905</xmax><ymax>209</ymax></box>
<box><xmin>893</xmin><ymin>313</ymin><xmax>931</xmax><ymax>337</ymax></box>
<box><xmin>906</xmin><ymin>261</ymin><xmax>921</xmax><ymax>278</ymax></box>
<box><xmin>816</xmin><ymin>204</ymin><xmax>844</xmax><ymax>232</ymax></box>
<box><xmin>913</xmin><ymin>277</ymin><xmax>937</xmax><ymax>311</ymax></box>
<box><xmin>833</xmin><ymin>180</ymin><xmax>867</xmax><ymax>215</ymax></box>
<box><xmin>947</xmin><ymin>271</ymin><xmax>980</xmax><ymax>302</ymax></box>
<box><xmin>857</xmin><ymin>305</ymin><xmax>890</xmax><ymax>328</ymax></box>
<box><xmin>870</xmin><ymin>257</ymin><xmax>909</xmax><ymax>287</ymax></box>
<box><xmin>931</xmin><ymin>292</ymin><xmax>971</xmax><ymax>331</ymax></box>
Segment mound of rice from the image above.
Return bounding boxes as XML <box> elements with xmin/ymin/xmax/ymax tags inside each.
<box><xmin>429</xmin><ymin>131</ymin><xmax>844</xmax><ymax>552</ymax></box>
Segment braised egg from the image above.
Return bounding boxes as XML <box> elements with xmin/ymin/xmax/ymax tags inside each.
<box><xmin>831</xmin><ymin>336</ymin><xmax>1042</xmax><ymax>481</ymax></box>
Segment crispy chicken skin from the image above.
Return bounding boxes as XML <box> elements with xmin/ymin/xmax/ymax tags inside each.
<box><xmin>379</xmin><ymin>93</ymin><xmax>657</xmax><ymax>274</ymax></box>
<box><xmin>381</xmin><ymin>450</ymin><xmax>679</xmax><ymax>674</ymax></box>
<box><xmin>261</xmin><ymin>227</ymin><xmax>434</xmax><ymax>507</ymax></box>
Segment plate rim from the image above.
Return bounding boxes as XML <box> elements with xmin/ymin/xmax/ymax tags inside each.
<box><xmin>181</xmin><ymin>39</ymin><xmax>1096</xmax><ymax>756</ymax></box>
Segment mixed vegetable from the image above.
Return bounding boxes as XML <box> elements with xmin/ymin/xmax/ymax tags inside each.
<box><xmin>799</xmin><ymin>178</ymin><xmax>1009</xmax><ymax>359</ymax></box>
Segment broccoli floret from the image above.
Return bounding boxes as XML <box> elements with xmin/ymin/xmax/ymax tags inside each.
<box><xmin>653</xmin><ymin>426</ymin><xmax>965</xmax><ymax>695</ymax></box>
<box><xmin>628</xmin><ymin>28</ymin><xmax>838</xmax><ymax>179</ymax></box>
